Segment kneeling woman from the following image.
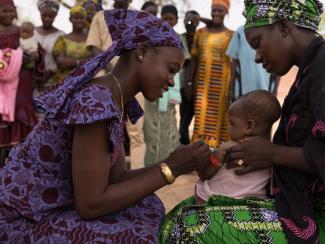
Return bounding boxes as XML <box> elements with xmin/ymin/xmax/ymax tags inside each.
<box><xmin>0</xmin><ymin>10</ymin><xmax>210</xmax><ymax>243</ymax></box>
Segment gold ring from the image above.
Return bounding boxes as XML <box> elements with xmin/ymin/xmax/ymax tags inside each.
<box><xmin>237</xmin><ymin>159</ymin><xmax>244</xmax><ymax>166</ymax></box>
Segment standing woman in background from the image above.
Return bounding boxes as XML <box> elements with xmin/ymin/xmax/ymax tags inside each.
<box><xmin>0</xmin><ymin>0</ymin><xmax>38</xmax><ymax>164</ymax></box>
<box><xmin>33</xmin><ymin>0</ymin><xmax>64</xmax><ymax>109</ymax></box>
<box><xmin>190</xmin><ymin>0</ymin><xmax>233</xmax><ymax>148</ymax></box>
<box><xmin>52</xmin><ymin>6</ymin><xmax>91</xmax><ymax>84</ymax></box>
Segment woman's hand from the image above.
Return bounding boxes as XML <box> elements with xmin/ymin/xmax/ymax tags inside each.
<box><xmin>167</xmin><ymin>140</ymin><xmax>210</xmax><ymax>177</ymax></box>
<box><xmin>224</xmin><ymin>136</ymin><xmax>277</xmax><ymax>175</ymax></box>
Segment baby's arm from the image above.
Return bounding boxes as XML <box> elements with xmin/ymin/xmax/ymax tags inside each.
<box><xmin>197</xmin><ymin>141</ymin><xmax>239</xmax><ymax>180</ymax></box>
<box><xmin>197</xmin><ymin>148</ymin><xmax>223</xmax><ymax>181</ymax></box>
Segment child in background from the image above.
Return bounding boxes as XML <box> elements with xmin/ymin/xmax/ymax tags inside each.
<box><xmin>196</xmin><ymin>90</ymin><xmax>281</xmax><ymax>203</ymax></box>
<box><xmin>20</xmin><ymin>22</ymin><xmax>38</xmax><ymax>58</ymax></box>
<box><xmin>141</xmin><ymin>1</ymin><xmax>158</xmax><ymax>16</ymax></box>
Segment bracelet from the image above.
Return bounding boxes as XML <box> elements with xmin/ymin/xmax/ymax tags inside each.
<box><xmin>160</xmin><ymin>163</ymin><xmax>176</xmax><ymax>184</ymax></box>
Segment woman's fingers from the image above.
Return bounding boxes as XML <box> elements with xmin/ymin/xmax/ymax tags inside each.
<box><xmin>227</xmin><ymin>143</ymin><xmax>245</xmax><ymax>153</ymax></box>
<box><xmin>234</xmin><ymin>165</ymin><xmax>255</xmax><ymax>175</ymax></box>
<box><xmin>224</xmin><ymin>150</ymin><xmax>245</xmax><ymax>162</ymax></box>
<box><xmin>196</xmin><ymin>143</ymin><xmax>209</xmax><ymax>154</ymax></box>
<box><xmin>189</xmin><ymin>140</ymin><xmax>205</xmax><ymax>149</ymax></box>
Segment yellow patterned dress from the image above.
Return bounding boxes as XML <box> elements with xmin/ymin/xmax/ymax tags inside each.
<box><xmin>192</xmin><ymin>28</ymin><xmax>233</xmax><ymax>147</ymax></box>
<box><xmin>52</xmin><ymin>36</ymin><xmax>91</xmax><ymax>84</ymax></box>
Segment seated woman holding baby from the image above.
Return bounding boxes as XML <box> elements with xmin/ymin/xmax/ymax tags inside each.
<box><xmin>160</xmin><ymin>0</ymin><xmax>325</xmax><ymax>243</ymax></box>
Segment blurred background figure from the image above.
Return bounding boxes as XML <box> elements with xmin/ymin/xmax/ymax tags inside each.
<box><xmin>19</xmin><ymin>22</ymin><xmax>38</xmax><ymax>61</ymax></box>
<box><xmin>143</xmin><ymin>4</ymin><xmax>181</xmax><ymax>166</ymax></box>
<box><xmin>86</xmin><ymin>0</ymin><xmax>146</xmax><ymax>170</ymax></box>
<box><xmin>179</xmin><ymin>10</ymin><xmax>200</xmax><ymax>145</ymax></box>
<box><xmin>226</xmin><ymin>25</ymin><xmax>279</xmax><ymax>98</ymax></box>
<box><xmin>141</xmin><ymin>1</ymin><xmax>158</xmax><ymax>16</ymax></box>
<box><xmin>81</xmin><ymin>0</ymin><xmax>98</xmax><ymax>28</ymax></box>
<box><xmin>113</xmin><ymin>0</ymin><xmax>133</xmax><ymax>9</ymax></box>
<box><xmin>0</xmin><ymin>0</ymin><xmax>38</xmax><ymax>165</ymax></box>
<box><xmin>52</xmin><ymin>5</ymin><xmax>91</xmax><ymax>84</ymax></box>
<box><xmin>34</xmin><ymin>0</ymin><xmax>65</xmax><ymax>119</ymax></box>
<box><xmin>190</xmin><ymin>0</ymin><xmax>233</xmax><ymax>147</ymax></box>
<box><xmin>86</xmin><ymin>0</ymin><xmax>133</xmax><ymax>75</ymax></box>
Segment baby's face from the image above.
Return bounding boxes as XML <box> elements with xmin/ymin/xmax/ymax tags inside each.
<box><xmin>228</xmin><ymin>100</ymin><xmax>249</xmax><ymax>141</ymax></box>
<box><xmin>20</xmin><ymin>25</ymin><xmax>34</xmax><ymax>39</ymax></box>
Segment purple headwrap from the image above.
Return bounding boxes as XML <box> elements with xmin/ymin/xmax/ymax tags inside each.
<box><xmin>35</xmin><ymin>9</ymin><xmax>183</xmax><ymax>118</ymax></box>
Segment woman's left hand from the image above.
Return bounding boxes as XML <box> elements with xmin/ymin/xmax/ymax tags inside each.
<box><xmin>224</xmin><ymin>136</ymin><xmax>277</xmax><ymax>175</ymax></box>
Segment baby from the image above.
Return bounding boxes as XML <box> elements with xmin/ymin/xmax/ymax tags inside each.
<box><xmin>195</xmin><ymin>90</ymin><xmax>281</xmax><ymax>203</ymax></box>
<box><xmin>20</xmin><ymin>22</ymin><xmax>38</xmax><ymax>56</ymax></box>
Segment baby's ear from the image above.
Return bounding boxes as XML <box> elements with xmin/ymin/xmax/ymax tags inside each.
<box><xmin>246</xmin><ymin>119</ymin><xmax>256</xmax><ymax>135</ymax></box>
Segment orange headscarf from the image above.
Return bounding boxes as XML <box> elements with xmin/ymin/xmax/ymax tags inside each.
<box><xmin>212</xmin><ymin>0</ymin><xmax>230</xmax><ymax>12</ymax></box>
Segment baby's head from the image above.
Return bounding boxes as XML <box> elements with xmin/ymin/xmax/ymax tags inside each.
<box><xmin>20</xmin><ymin>22</ymin><xmax>35</xmax><ymax>39</ymax></box>
<box><xmin>228</xmin><ymin>90</ymin><xmax>281</xmax><ymax>141</ymax></box>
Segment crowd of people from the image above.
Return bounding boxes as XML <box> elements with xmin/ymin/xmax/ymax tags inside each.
<box><xmin>0</xmin><ymin>0</ymin><xmax>325</xmax><ymax>243</ymax></box>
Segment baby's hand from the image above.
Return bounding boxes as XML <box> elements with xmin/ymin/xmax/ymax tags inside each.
<box><xmin>210</xmin><ymin>147</ymin><xmax>224</xmax><ymax>164</ymax></box>
<box><xmin>197</xmin><ymin>148</ymin><xmax>223</xmax><ymax>181</ymax></box>
<box><xmin>220</xmin><ymin>141</ymin><xmax>241</xmax><ymax>169</ymax></box>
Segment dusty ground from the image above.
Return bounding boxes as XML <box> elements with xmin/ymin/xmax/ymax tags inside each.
<box><xmin>156</xmin><ymin>67</ymin><xmax>298</xmax><ymax>213</ymax></box>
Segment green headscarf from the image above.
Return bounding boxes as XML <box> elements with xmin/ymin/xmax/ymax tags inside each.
<box><xmin>244</xmin><ymin>0</ymin><xmax>324</xmax><ymax>31</ymax></box>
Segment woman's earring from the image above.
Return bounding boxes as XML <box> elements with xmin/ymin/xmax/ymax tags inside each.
<box><xmin>282</xmin><ymin>32</ymin><xmax>287</xmax><ymax>38</ymax></box>
<box><xmin>139</xmin><ymin>54</ymin><xmax>143</xmax><ymax>61</ymax></box>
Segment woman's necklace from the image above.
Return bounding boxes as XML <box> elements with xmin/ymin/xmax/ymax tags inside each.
<box><xmin>108</xmin><ymin>72</ymin><xmax>124</xmax><ymax>121</ymax></box>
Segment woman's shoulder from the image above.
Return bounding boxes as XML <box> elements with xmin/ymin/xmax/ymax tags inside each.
<box><xmin>197</xmin><ymin>27</ymin><xmax>207</xmax><ymax>34</ymax></box>
<box><xmin>63</xmin><ymin>33</ymin><xmax>88</xmax><ymax>43</ymax></box>
<box><xmin>63</xmin><ymin>84</ymin><xmax>120</xmax><ymax>125</ymax></box>
<box><xmin>35</xmin><ymin>27</ymin><xmax>65</xmax><ymax>37</ymax></box>
<box><xmin>226</xmin><ymin>28</ymin><xmax>235</xmax><ymax>35</ymax></box>
<box><xmin>0</xmin><ymin>24</ymin><xmax>19</xmax><ymax>34</ymax></box>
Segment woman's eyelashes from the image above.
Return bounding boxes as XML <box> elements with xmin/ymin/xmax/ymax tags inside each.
<box><xmin>169</xmin><ymin>65</ymin><xmax>180</xmax><ymax>75</ymax></box>
<box><xmin>253</xmin><ymin>38</ymin><xmax>260</xmax><ymax>49</ymax></box>
<box><xmin>169</xmin><ymin>66</ymin><xmax>177</xmax><ymax>75</ymax></box>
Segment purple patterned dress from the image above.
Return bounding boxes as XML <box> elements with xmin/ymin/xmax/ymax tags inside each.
<box><xmin>0</xmin><ymin>84</ymin><xmax>165</xmax><ymax>243</ymax></box>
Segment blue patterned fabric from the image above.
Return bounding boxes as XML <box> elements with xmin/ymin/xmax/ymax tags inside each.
<box><xmin>0</xmin><ymin>85</ymin><xmax>165</xmax><ymax>243</ymax></box>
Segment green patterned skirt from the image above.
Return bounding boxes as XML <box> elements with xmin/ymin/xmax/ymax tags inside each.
<box><xmin>159</xmin><ymin>195</ymin><xmax>288</xmax><ymax>244</ymax></box>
